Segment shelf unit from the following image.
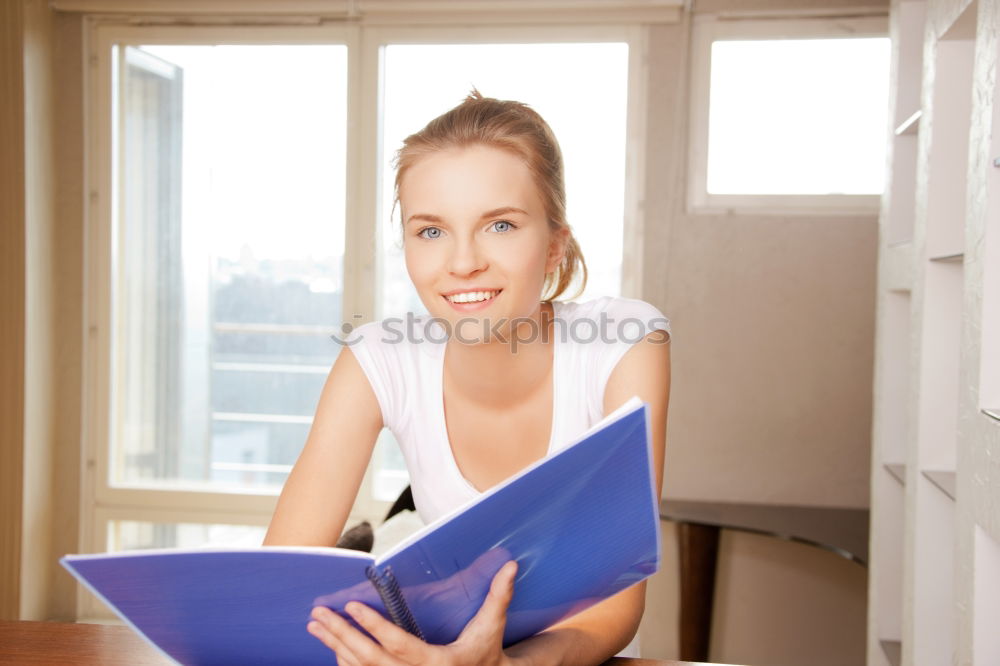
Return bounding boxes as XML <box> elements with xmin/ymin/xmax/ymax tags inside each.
<box><xmin>869</xmin><ymin>3</ymin><xmax>924</xmax><ymax>663</ymax></box>
<box><xmin>870</xmin><ymin>0</ymin><xmax>1000</xmax><ymax>664</ymax></box>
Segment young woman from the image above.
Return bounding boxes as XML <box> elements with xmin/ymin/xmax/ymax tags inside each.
<box><xmin>264</xmin><ymin>90</ymin><xmax>671</xmax><ymax>665</ymax></box>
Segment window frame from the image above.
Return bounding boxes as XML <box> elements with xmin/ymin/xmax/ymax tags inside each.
<box><xmin>687</xmin><ymin>14</ymin><xmax>889</xmax><ymax>216</ymax></box>
<box><xmin>83</xmin><ymin>22</ymin><xmax>365</xmax><ymax>620</ymax></box>
<box><xmin>81</xmin><ymin>18</ymin><xmax>648</xmax><ymax>618</ymax></box>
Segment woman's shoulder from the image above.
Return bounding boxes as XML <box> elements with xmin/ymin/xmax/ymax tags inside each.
<box><xmin>552</xmin><ymin>296</ymin><xmax>670</xmax><ymax>419</ymax></box>
<box><xmin>342</xmin><ymin>319</ymin><xmax>387</xmax><ymax>354</ymax></box>
<box><xmin>554</xmin><ymin>295</ymin><xmax>670</xmax><ymax>333</ymax></box>
<box><xmin>340</xmin><ymin>314</ymin><xmax>443</xmax><ymax>434</ymax></box>
<box><xmin>343</xmin><ymin>313</ymin><xmax>447</xmax><ymax>357</ymax></box>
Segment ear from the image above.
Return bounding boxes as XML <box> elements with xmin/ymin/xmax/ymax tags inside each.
<box><xmin>545</xmin><ymin>227</ymin><xmax>570</xmax><ymax>274</ymax></box>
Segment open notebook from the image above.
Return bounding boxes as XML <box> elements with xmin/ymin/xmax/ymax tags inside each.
<box><xmin>62</xmin><ymin>396</ymin><xmax>660</xmax><ymax>665</ymax></box>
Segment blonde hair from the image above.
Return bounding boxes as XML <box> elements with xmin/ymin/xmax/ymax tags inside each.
<box><xmin>392</xmin><ymin>88</ymin><xmax>587</xmax><ymax>302</ymax></box>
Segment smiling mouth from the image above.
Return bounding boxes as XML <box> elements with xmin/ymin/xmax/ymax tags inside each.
<box><xmin>444</xmin><ymin>289</ymin><xmax>502</xmax><ymax>304</ymax></box>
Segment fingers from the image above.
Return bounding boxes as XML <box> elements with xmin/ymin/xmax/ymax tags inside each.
<box><xmin>307</xmin><ymin>609</ymin><xmax>361</xmax><ymax>666</ymax></box>
<box><xmin>458</xmin><ymin>559</ymin><xmax>518</xmax><ymax>645</ymax></box>
<box><xmin>309</xmin><ymin>605</ymin><xmax>408</xmax><ymax>666</ymax></box>
<box><xmin>484</xmin><ymin>560</ymin><xmax>518</xmax><ymax>619</ymax></box>
<box><xmin>344</xmin><ymin>602</ymin><xmax>426</xmax><ymax>663</ymax></box>
<box><xmin>309</xmin><ymin>561</ymin><xmax>519</xmax><ymax>664</ymax></box>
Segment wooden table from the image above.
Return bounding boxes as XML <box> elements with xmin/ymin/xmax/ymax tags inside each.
<box><xmin>0</xmin><ymin>621</ymin><xmax>717</xmax><ymax>665</ymax></box>
<box><xmin>661</xmin><ymin>499</ymin><xmax>868</xmax><ymax>662</ymax></box>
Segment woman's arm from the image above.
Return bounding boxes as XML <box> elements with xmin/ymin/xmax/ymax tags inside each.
<box><xmin>504</xmin><ymin>328</ymin><xmax>672</xmax><ymax>666</ymax></box>
<box><xmin>264</xmin><ymin>345</ymin><xmax>385</xmax><ymax>547</ymax></box>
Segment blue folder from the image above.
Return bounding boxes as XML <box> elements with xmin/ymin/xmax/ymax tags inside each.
<box><xmin>62</xmin><ymin>396</ymin><xmax>660</xmax><ymax>665</ymax></box>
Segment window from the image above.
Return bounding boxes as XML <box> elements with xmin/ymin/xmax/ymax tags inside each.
<box><xmin>688</xmin><ymin>16</ymin><xmax>890</xmax><ymax>214</ymax></box>
<box><xmin>83</xmin><ymin>25</ymin><xmax>356</xmax><ymax>618</ymax></box>
<box><xmin>83</xmin><ymin>21</ymin><xmax>643</xmax><ymax>618</ymax></box>
<box><xmin>107</xmin><ymin>520</ymin><xmax>267</xmax><ymax>552</ymax></box>
<box><xmin>114</xmin><ymin>43</ymin><xmax>348</xmax><ymax>492</ymax></box>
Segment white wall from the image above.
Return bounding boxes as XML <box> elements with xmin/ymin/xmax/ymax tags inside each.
<box><xmin>636</xmin><ymin>0</ymin><xmax>885</xmax><ymax>660</ymax></box>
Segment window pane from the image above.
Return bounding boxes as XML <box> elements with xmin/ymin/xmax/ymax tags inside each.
<box><xmin>112</xmin><ymin>45</ymin><xmax>347</xmax><ymax>490</ymax></box>
<box><xmin>707</xmin><ymin>37</ymin><xmax>890</xmax><ymax>195</ymax></box>
<box><xmin>108</xmin><ymin>520</ymin><xmax>266</xmax><ymax>551</ymax></box>
<box><xmin>373</xmin><ymin>42</ymin><xmax>631</xmax><ymax>499</ymax></box>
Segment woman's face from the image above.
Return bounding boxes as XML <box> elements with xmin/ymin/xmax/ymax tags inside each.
<box><xmin>399</xmin><ymin>144</ymin><xmax>566</xmax><ymax>340</ymax></box>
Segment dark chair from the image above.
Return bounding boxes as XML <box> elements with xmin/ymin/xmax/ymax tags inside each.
<box><xmin>335</xmin><ymin>486</ymin><xmax>416</xmax><ymax>553</ymax></box>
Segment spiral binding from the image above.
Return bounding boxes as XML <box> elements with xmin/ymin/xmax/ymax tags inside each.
<box><xmin>365</xmin><ymin>565</ymin><xmax>426</xmax><ymax>641</ymax></box>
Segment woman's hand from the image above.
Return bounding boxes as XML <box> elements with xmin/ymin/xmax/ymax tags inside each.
<box><xmin>308</xmin><ymin>560</ymin><xmax>520</xmax><ymax>666</ymax></box>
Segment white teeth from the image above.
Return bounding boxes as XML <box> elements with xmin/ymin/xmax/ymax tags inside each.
<box><xmin>447</xmin><ymin>290</ymin><xmax>498</xmax><ymax>304</ymax></box>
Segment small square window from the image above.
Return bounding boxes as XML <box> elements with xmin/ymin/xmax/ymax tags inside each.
<box><xmin>688</xmin><ymin>17</ymin><xmax>890</xmax><ymax>214</ymax></box>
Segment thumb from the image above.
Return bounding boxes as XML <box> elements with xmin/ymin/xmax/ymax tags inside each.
<box><xmin>457</xmin><ymin>560</ymin><xmax>518</xmax><ymax>643</ymax></box>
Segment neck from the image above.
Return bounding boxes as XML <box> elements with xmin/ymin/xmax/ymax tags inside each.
<box><xmin>443</xmin><ymin>302</ymin><xmax>555</xmax><ymax>408</ymax></box>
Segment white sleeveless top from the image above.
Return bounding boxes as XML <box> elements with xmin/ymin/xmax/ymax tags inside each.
<box><xmin>347</xmin><ymin>295</ymin><xmax>670</xmax><ymax>523</ymax></box>
<box><xmin>346</xmin><ymin>295</ymin><xmax>670</xmax><ymax>657</ymax></box>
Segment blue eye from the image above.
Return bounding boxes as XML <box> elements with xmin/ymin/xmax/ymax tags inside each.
<box><xmin>490</xmin><ymin>220</ymin><xmax>514</xmax><ymax>233</ymax></box>
<box><xmin>418</xmin><ymin>227</ymin><xmax>442</xmax><ymax>239</ymax></box>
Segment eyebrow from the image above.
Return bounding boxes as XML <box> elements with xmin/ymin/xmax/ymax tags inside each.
<box><xmin>405</xmin><ymin>206</ymin><xmax>528</xmax><ymax>226</ymax></box>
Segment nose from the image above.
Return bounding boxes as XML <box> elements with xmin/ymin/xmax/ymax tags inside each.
<box><xmin>448</xmin><ymin>236</ymin><xmax>487</xmax><ymax>277</ymax></box>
